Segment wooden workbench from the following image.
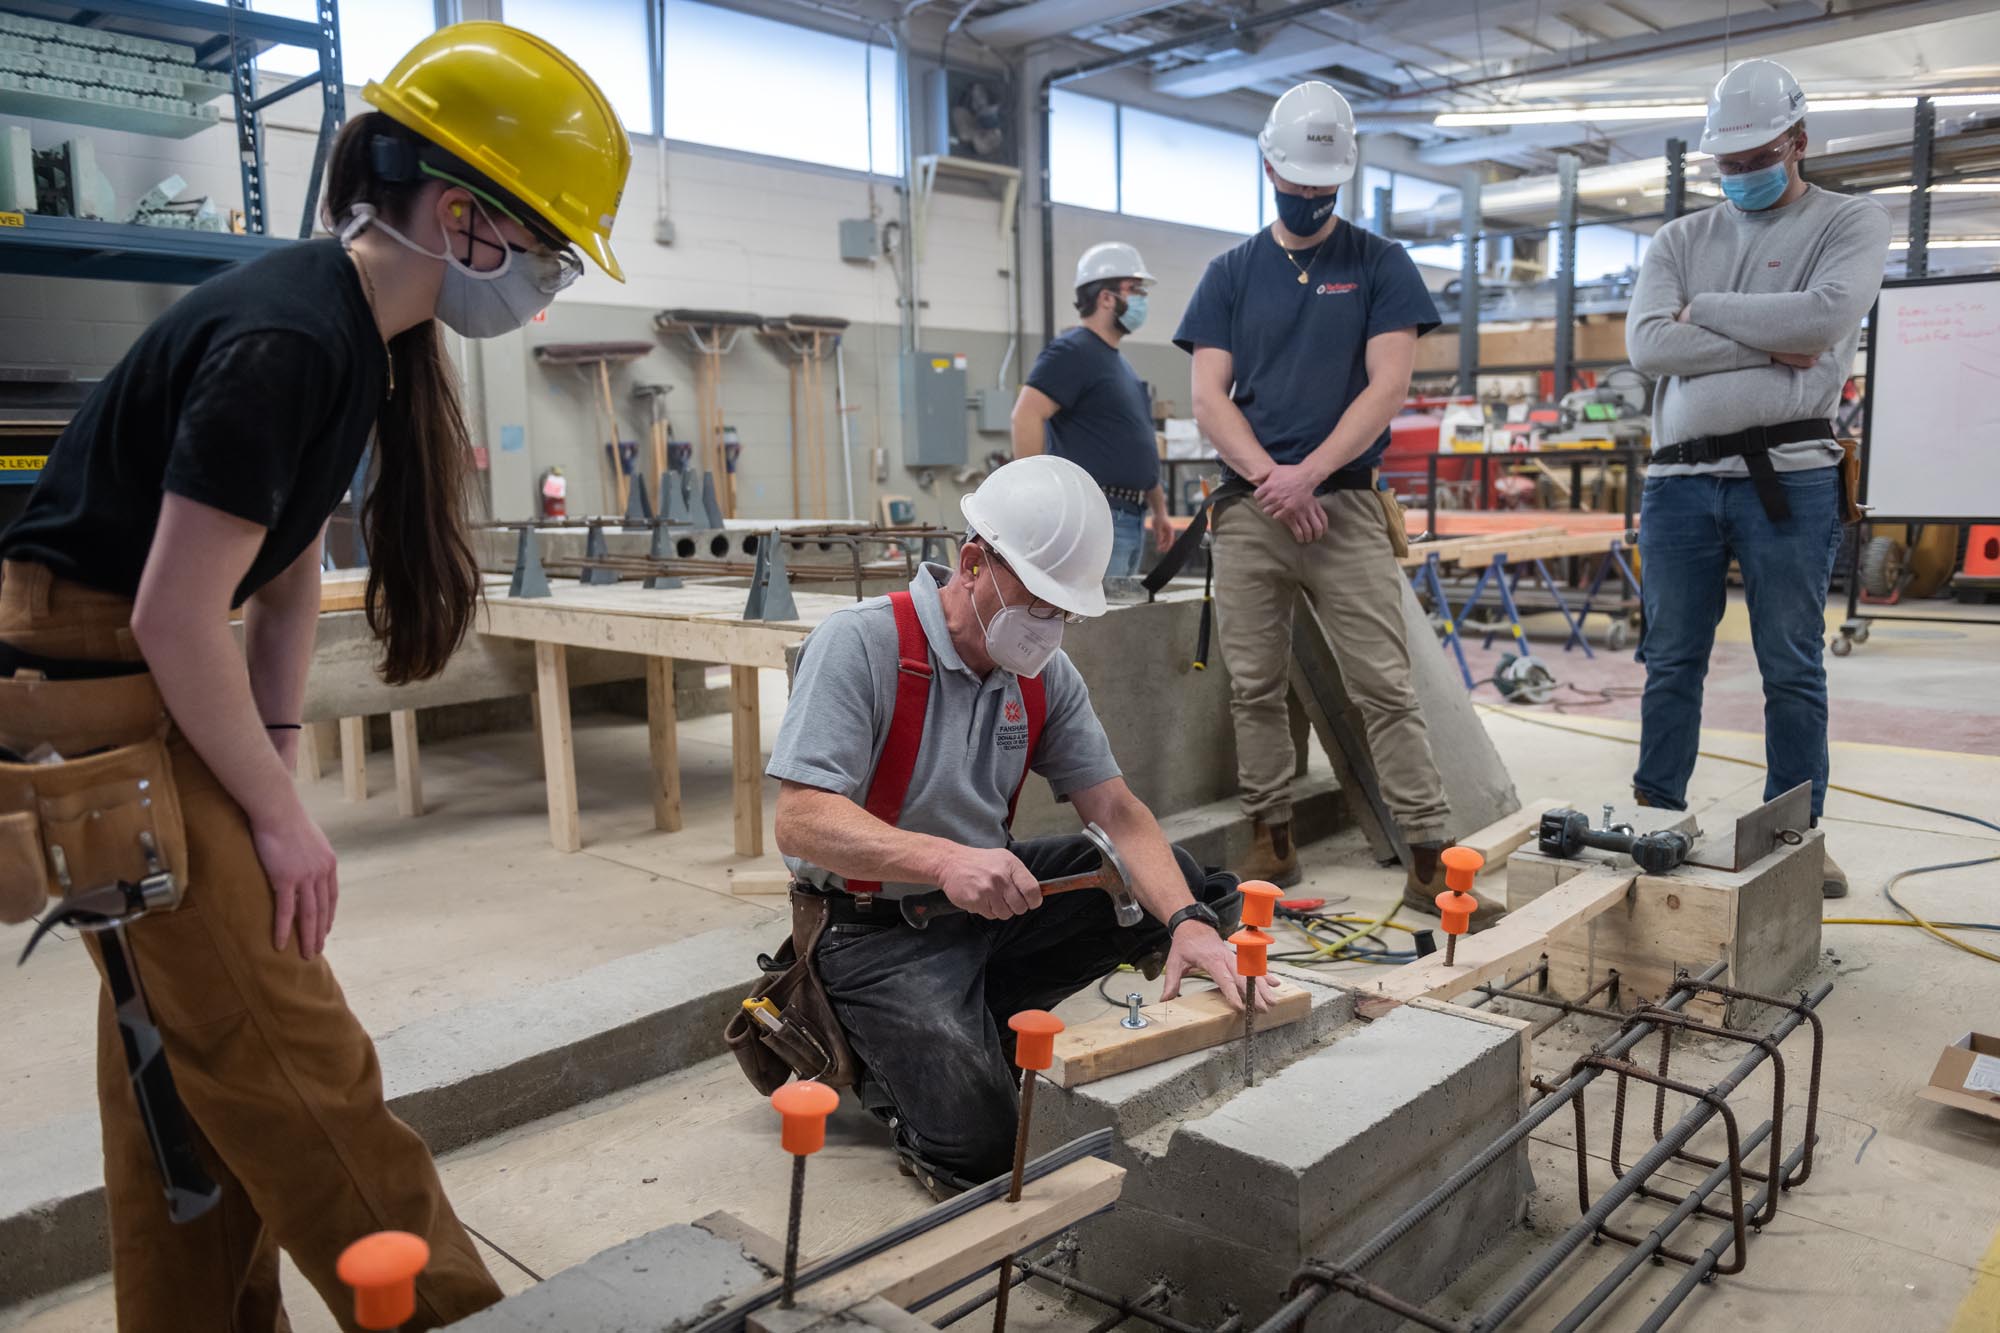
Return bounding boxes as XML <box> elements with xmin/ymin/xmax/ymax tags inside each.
<box><xmin>476</xmin><ymin>582</ymin><xmax>858</xmax><ymax>856</ymax></box>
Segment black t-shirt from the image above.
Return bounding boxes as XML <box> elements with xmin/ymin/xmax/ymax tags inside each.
<box><xmin>1173</xmin><ymin>222</ymin><xmax>1439</xmax><ymax>480</ymax></box>
<box><xmin>1025</xmin><ymin>326</ymin><xmax>1159</xmax><ymax>492</ymax></box>
<box><xmin>0</xmin><ymin>240</ymin><xmax>385</xmax><ymax>606</ymax></box>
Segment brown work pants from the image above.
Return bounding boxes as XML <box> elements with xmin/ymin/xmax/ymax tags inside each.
<box><xmin>0</xmin><ymin>562</ymin><xmax>501</xmax><ymax>1332</ymax></box>
<box><xmin>1210</xmin><ymin>492</ymin><xmax>1450</xmax><ymax>839</ymax></box>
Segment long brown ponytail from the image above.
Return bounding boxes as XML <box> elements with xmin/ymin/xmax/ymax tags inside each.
<box><xmin>323</xmin><ymin>112</ymin><xmax>481</xmax><ymax>686</ymax></box>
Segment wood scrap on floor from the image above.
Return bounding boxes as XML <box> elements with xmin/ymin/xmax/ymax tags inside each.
<box><xmin>1046</xmin><ymin>980</ymin><xmax>1312</xmax><ymax>1088</ymax></box>
<box><xmin>1456</xmin><ymin>797</ymin><xmax>1568</xmax><ymax>874</ymax></box>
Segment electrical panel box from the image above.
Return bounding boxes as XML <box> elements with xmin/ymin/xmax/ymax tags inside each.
<box><xmin>838</xmin><ymin>217</ymin><xmax>876</xmax><ymax>263</ymax></box>
<box><xmin>975</xmin><ymin>387</ymin><xmax>1013</xmax><ymax>434</ymax></box>
<box><xmin>903</xmin><ymin>352</ymin><xmax>968</xmax><ymax>468</ymax></box>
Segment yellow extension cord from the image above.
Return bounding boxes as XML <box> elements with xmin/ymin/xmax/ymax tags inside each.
<box><xmin>1474</xmin><ymin>703</ymin><xmax>2000</xmax><ymax>965</ymax></box>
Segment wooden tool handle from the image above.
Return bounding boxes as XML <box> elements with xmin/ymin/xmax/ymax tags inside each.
<box><xmin>1038</xmin><ymin>870</ymin><xmax>1109</xmax><ymax>896</ymax></box>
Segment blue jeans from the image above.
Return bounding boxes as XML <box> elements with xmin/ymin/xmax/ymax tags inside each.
<box><xmin>1635</xmin><ymin>468</ymin><xmax>1843</xmax><ymax>819</ymax></box>
<box><xmin>1106</xmin><ymin>505</ymin><xmax>1145</xmax><ymax>578</ymax></box>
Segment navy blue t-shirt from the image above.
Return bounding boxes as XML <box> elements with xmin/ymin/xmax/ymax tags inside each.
<box><xmin>1024</xmin><ymin>326</ymin><xmax>1159</xmax><ymax>492</ymax></box>
<box><xmin>1173</xmin><ymin>222</ymin><xmax>1439</xmax><ymax>480</ymax></box>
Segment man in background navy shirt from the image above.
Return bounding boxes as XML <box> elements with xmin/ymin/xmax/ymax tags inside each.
<box><xmin>1013</xmin><ymin>242</ymin><xmax>1172</xmax><ymax>577</ymax></box>
<box><xmin>1175</xmin><ymin>82</ymin><xmax>1488</xmax><ymax>924</ymax></box>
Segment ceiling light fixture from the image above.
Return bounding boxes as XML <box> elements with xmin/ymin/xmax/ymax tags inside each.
<box><xmin>1432</xmin><ymin>92</ymin><xmax>2000</xmax><ymax>128</ymax></box>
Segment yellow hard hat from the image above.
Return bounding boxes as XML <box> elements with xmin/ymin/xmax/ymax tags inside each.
<box><xmin>363</xmin><ymin>22</ymin><xmax>631</xmax><ymax>281</ymax></box>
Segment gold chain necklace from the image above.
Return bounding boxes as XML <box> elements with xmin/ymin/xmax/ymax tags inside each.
<box><xmin>1273</xmin><ymin>230</ymin><xmax>1324</xmax><ymax>285</ymax></box>
<box><xmin>347</xmin><ymin>250</ymin><xmax>395</xmax><ymax>399</ymax></box>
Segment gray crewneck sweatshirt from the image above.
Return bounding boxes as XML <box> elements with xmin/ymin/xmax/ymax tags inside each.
<box><xmin>1627</xmin><ymin>184</ymin><xmax>1892</xmax><ymax>476</ymax></box>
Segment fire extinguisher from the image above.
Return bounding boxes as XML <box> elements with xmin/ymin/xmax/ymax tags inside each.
<box><xmin>539</xmin><ymin>467</ymin><xmax>567</xmax><ymax>519</ymax></box>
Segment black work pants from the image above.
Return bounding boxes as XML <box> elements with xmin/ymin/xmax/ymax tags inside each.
<box><xmin>814</xmin><ymin>833</ymin><xmax>1236</xmax><ymax>1191</ymax></box>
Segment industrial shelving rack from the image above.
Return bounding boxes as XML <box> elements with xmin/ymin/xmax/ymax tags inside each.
<box><xmin>0</xmin><ymin>0</ymin><xmax>343</xmax><ymax>285</ymax></box>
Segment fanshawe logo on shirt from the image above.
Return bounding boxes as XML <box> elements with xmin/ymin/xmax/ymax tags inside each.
<box><xmin>1766</xmin><ymin>260</ymin><xmax>1782</xmax><ymax>268</ymax></box>
<box><xmin>1315</xmin><ymin>281</ymin><xmax>1359</xmax><ymax>296</ymax></box>
<box><xmin>997</xmin><ymin>695</ymin><xmax>1030</xmax><ymax>751</ymax></box>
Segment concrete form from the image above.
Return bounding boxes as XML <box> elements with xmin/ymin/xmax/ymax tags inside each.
<box><xmin>1029</xmin><ymin>972</ymin><xmax>1528</xmax><ymax>1329</ymax></box>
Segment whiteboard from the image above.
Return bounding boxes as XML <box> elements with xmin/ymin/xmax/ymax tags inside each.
<box><xmin>1862</xmin><ymin>273</ymin><xmax>2000</xmax><ymax>522</ymax></box>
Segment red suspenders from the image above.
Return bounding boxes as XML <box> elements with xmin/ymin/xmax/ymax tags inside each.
<box><xmin>845</xmin><ymin>591</ymin><xmax>1044</xmax><ymax>894</ymax></box>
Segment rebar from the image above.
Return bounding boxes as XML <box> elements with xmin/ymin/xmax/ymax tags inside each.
<box><xmin>780</xmin><ymin>1155</ymin><xmax>805</xmax><ymax>1309</ymax></box>
<box><xmin>1243</xmin><ymin>978</ymin><xmax>1256</xmax><ymax>1088</ymax></box>
<box><xmin>1021</xmin><ymin>1263</ymin><xmax>1217</xmax><ymax>1333</ymax></box>
<box><xmin>991</xmin><ymin>1074</ymin><xmax>1039</xmax><ymax>1333</ymax></box>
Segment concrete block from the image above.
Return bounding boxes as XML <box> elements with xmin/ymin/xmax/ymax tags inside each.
<box><xmin>446</xmin><ymin>1222</ymin><xmax>771</xmax><ymax>1331</ymax></box>
<box><xmin>1048</xmin><ymin>1003</ymin><xmax>1526</xmax><ymax>1331</ymax></box>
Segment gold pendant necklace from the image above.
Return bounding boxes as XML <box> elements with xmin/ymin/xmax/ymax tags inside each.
<box><xmin>347</xmin><ymin>249</ymin><xmax>395</xmax><ymax>399</ymax></box>
<box><xmin>1274</xmin><ymin>231</ymin><xmax>1318</xmax><ymax>285</ymax></box>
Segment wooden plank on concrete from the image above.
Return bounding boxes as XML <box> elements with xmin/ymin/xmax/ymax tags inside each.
<box><xmin>691</xmin><ymin>1210</ymin><xmax>784</xmax><ymax>1272</ymax></box>
<box><xmin>731</xmin><ymin>664</ymin><xmax>763</xmax><ymax>858</ymax></box>
<box><xmin>339</xmin><ymin>716</ymin><xmax>367</xmax><ymax>802</ymax></box>
<box><xmin>1046</xmin><ymin>981</ymin><xmax>1312</xmax><ymax>1088</ymax></box>
<box><xmin>1359</xmin><ymin>865</ymin><xmax>1637</xmax><ymax>1007</ymax></box>
<box><xmin>389</xmin><ymin>709</ymin><xmax>423</xmax><ymax>818</ymax></box>
<box><xmin>783</xmin><ymin>1157</ymin><xmax>1124</xmax><ymax>1315</ymax></box>
<box><xmin>645</xmin><ymin>656</ymin><xmax>683</xmax><ymax>833</ymax></box>
<box><xmin>729</xmin><ymin>868</ymin><xmax>795</xmax><ymax>896</ymax></box>
<box><xmin>1458</xmin><ymin>797</ymin><xmax>1567</xmax><ymax>874</ymax></box>
<box><xmin>536</xmin><ymin>642</ymin><xmax>582</xmax><ymax>853</ymax></box>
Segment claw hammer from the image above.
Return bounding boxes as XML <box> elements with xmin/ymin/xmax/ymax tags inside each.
<box><xmin>899</xmin><ymin>822</ymin><xmax>1145</xmax><ymax>930</ymax></box>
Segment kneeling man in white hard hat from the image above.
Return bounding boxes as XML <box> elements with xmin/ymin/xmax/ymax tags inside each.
<box><xmin>751</xmin><ymin>455</ymin><xmax>1269</xmax><ymax>1195</ymax></box>
<box><xmin>1172</xmin><ymin>81</ymin><xmax>1475</xmax><ymax>919</ymax></box>
<box><xmin>1626</xmin><ymin>58</ymin><xmax>1890</xmax><ymax>899</ymax></box>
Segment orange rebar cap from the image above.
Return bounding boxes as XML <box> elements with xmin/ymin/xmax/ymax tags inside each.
<box><xmin>1239</xmin><ymin>881</ymin><xmax>1284</xmax><ymax>929</ymax></box>
<box><xmin>1442</xmin><ymin>846</ymin><xmax>1484</xmax><ymax>892</ymax></box>
<box><xmin>337</xmin><ymin>1231</ymin><xmax>429</xmax><ymax>1331</ymax></box>
<box><xmin>1229</xmin><ymin>926</ymin><xmax>1272</xmax><ymax>978</ymax></box>
<box><xmin>771</xmin><ymin>1080</ymin><xmax>841</xmax><ymax>1156</ymax></box>
<box><xmin>1009</xmin><ymin>1009</ymin><xmax>1065</xmax><ymax>1071</ymax></box>
<box><xmin>1436</xmin><ymin>846</ymin><xmax>1483</xmax><ymax>937</ymax></box>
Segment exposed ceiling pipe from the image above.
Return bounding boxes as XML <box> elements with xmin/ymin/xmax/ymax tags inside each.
<box><xmin>1036</xmin><ymin>0</ymin><xmax>1363</xmax><ymax>341</ymax></box>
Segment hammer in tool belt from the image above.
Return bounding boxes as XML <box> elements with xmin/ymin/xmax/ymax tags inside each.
<box><xmin>19</xmin><ymin>865</ymin><xmax>222</xmax><ymax>1224</ymax></box>
<box><xmin>899</xmin><ymin>821</ymin><xmax>1145</xmax><ymax>930</ymax></box>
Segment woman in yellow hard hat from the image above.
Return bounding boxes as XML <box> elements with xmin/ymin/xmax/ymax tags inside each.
<box><xmin>0</xmin><ymin>23</ymin><xmax>627</xmax><ymax>1331</ymax></box>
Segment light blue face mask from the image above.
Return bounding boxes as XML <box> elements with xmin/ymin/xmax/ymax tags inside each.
<box><xmin>1116</xmin><ymin>292</ymin><xmax>1148</xmax><ymax>334</ymax></box>
<box><xmin>1721</xmin><ymin>160</ymin><xmax>1790</xmax><ymax>211</ymax></box>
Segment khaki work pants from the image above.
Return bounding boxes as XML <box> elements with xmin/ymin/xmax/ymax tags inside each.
<box><xmin>0</xmin><ymin>562</ymin><xmax>501</xmax><ymax>1333</ymax></box>
<box><xmin>1210</xmin><ymin>492</ymin><xmax>1449</xmax><ymax>839</ymax></box>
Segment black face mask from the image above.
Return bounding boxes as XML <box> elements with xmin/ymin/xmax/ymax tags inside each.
<box><xmin>1274</xmin><ymin>186</ymin><xmax>1338</xmax><ymax>236</ymax></box>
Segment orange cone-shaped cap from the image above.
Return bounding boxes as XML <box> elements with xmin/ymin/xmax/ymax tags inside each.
<box><xmin>338</xmin><ymin>1231</ymin><xmax>428</xmax><ymax>1331</ymax></box>
<box><xmin>1009</xmin><ymin>1010</ymin><xmax>1065</xmax><ymax>1071</ymax></box>
<box><xmin>1239</xmin><ymin>881</ymin><xmax>1284</xmax><ymax>929</ymax></box>
<box><xmin>1436</xmin><ymin>847</ymin><xmax>1483</xmax><ymax>937</ymax></box>
<box><xmin>771</xmin><ymin>1081</ymin><xmax>841</xmax><ymax>1156</ymax></box>
<box><xmin>1229</xmin><ymin>926</ymin><xmax>1272</xmax><ymax>978</ymax></box>
<box><xmin>1442</xmin><ymin>846</ymin><xmax>1483</xmax><ymax>891</ymax></box>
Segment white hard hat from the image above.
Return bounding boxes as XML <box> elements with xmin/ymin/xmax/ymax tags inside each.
<box><xmin>1700</xmin><ymin>59</ymin><xmax>1807</xmax><ymax>156</ymax></box>
<box><xmin>1075</xmin><ymin>241</ymin><xmax>1154</xmax><ymax>291</ymax></box>
<box><xmin>1259</xmin><ymin>81</ymin><xmax>1358</xmax><ymax>188</ymax></box>
<box><xmin>960</xmin><ymin>455</ymin><xmax>1113</xmax><ymax>618</ymax></box>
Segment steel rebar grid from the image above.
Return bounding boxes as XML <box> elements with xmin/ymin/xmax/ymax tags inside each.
<box><xmin>1256</xmin><ymin>961</ymin><xmax>1772</xmax><ymax>1333</ymax></box>
<box><xmin>779</xmin><ymin>1155</ymin><xmax>806</xmax><ymax>1309</ymax></box>
<box><xmin>1632</xmin><ymin>1140</ymin><xmax>1814</xmax><ymax>1333</ymax></box>
<box><xmin>1548</xmin><ymin>1119</ymin><xmax>1775</xmax><ymax>1333</ymax></box>
<box><xmin>1572</xmin><ymin>1056</ymin><xmax>1751</xmax><ymax>1274</ymax></box>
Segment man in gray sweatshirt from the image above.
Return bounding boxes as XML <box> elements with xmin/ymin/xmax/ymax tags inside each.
<box><xmin>1626</xmin><ymin>58</ymin><xmax>1891</xmax><ymax>898</ymax></box>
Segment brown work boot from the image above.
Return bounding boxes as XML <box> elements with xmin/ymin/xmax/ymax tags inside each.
<box><xmin>1238</xmin><ymin>819</ymin><xmax>1302</xmax><ymax>889</ymax></box>
<box><xmin>1399</xmin><ymin>840</ymin><xmax>1508</xmax><ymax>930</ymax></box>
<box><xmin>1821</xmin><ymin>846</ymin><xmax>1849</xmax><ymax>899</ymax></box>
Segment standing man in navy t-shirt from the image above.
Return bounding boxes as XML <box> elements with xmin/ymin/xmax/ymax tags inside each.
<box><xmin>1013</xmin><ymin>242</ymin><xmax>1173</xmax><ymax>578</ymax></box>
<box><xmin>1174</xmin><ymin>82</ymin><xmax>1492</xmax><ymax>923</ymax></box>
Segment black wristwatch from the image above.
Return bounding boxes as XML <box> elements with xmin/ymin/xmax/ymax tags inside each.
<box><xmin>1165</xmin><ymin>902</ymin><xmax>1222</xmax><ymax>938</ymax></box>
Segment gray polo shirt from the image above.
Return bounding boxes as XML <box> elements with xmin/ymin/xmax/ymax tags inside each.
<box><xmin>767</xmin><ymin>564</ymin><xmax>1122</xmax><ymax>896</ymax></box>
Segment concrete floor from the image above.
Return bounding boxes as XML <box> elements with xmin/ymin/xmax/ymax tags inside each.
<box><xmin>6</xmin><ymin>595</ymin><xmax>2000</xmax><ymax>1331</ymax></box>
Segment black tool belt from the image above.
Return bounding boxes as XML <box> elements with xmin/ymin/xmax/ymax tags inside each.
<box><xmin>1101</xmin><ymin>484</ymin><xmax>1148</xmax><ymax>509</ymax></box>
<box><xmin>1651</xmin><ymin>418</ymin><xmax>1834</xmax><ymax>522</ymax></box>
<box><xmin>1142</xmin><ymin>467</ymin><xmax>1376</xmax><ymax>595</ymax></box>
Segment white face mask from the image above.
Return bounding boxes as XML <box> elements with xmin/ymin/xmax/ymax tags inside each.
<box><xmin>972</xmin><ymin>567</ymin><xmax>1064</xmax><ymax>678</ymax></box>
<box><xmin>339</xmin><ymin>199</ymin><xmax>579</xmax><ymax>339</ymax></box>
